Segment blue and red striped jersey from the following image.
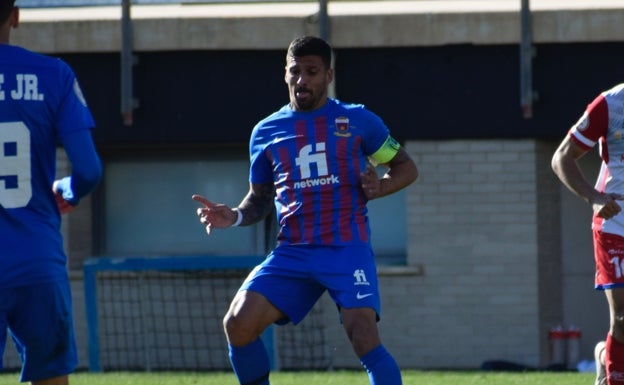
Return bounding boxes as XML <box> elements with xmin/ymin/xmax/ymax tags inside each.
<box><xmin>250</xmin><ymin>98</ymin><xmax>390</xmax><ymax>246</ymax></box>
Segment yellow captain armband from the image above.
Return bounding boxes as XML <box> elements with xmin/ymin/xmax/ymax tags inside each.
<box><xmin>369</xmin><ymin>136</ymin><xmax>401</xmax><ymax>166</ymax></box>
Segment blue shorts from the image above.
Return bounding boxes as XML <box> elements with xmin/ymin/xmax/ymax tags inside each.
<box><xmin>0</xmin><ymin>280</ymin><xmax>77</xmax><ymax>382</ymax></box>
<box><xmin>240</xmin><ymin>244</ymin><xmax>381</xmax><ymax>325</ymax></box>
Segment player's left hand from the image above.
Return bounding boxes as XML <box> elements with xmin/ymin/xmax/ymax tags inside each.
<box><xmin>361</xmin><ymin>163</ymin><xmax>381</xmax><ymax>200</ymax></box>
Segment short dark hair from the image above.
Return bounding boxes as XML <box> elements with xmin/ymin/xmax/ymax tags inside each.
<box><xmin>0</xmin><ymin>0</ymin><xmax>16</xmax><ymax>24</ymax></box>
<box><xmin>286</xmin><ymin>36</ymin><xmax>332</xmax><ymax>69</ymax></box>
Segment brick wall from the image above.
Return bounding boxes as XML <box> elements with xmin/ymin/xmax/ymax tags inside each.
<box><xmin>317</xmin><ymin>139</ymin><xmax>549</xmax><ymax>369</ymax></box>
<box><xmin>395</xmin><ymin>139</ymin><xmax>541</xmax><ymax>367</ymax></box>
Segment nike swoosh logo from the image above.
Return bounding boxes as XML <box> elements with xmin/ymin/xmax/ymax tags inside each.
<box><xmin>356</xmin><ymin>292</ymin><xmax>374</xmax><ymax>300</ymax></box>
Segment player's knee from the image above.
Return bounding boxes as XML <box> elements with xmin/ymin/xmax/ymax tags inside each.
<box><xmin>222</xmin><ymin>312</ymin><xmax>238</xmax><ymax>338</ymax></box>
<box><xmin>350</xmin><ymin>338</ymin><xmax>378</xmax><ymax>358</ymax></box>
<box><xmin>346</xmin><ymin>326</ymin><xmax>381</xmax><ymax>357</ymax></box>
<box><xmin>223</xmin><ymin>312</ymin><xmax>256</xmax><ymax>346</ymax></box>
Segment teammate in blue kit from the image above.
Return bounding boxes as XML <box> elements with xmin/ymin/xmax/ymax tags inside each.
<box><xmin>193</xmin><ymin>36</ymin><xmax>417</xmax><ymax>385</ymax></box>
<box><xmin>0</xmin><ymin>2</ymin><xmax>102</xmax><ymax>384</ymax></box>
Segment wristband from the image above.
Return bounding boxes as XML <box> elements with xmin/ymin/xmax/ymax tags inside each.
<box><xmin>231</xmin><ymin>208</ymin><xmax>243</xmax><ymax>227</ymax></box>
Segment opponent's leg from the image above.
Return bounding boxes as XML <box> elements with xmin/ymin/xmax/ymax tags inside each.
<box><xmin>342</xmin><ymin>307</ymin><xmax>402</xmax><ymax>385</ymax></box>
<box><xmin>224</xmin><ymin>290</ymin><xmax>284</xmax><ymax>385</ymax></box>
<box><xmin>604</xmin><ymin>287</ymin><xmax>624</xmax><ymax>385</ymax></box>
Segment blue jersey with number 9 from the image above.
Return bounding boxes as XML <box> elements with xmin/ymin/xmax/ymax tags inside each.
<box><xmin>0</xmin><ymin>44</ymin><xmax>95</xmax><ymax>288</ymax></box>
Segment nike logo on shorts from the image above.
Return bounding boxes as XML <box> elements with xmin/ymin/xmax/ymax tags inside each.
<box><xmin>356</xmin><ymin>292</ymin><xmax>373</xmax><ymax>300</ymax></box>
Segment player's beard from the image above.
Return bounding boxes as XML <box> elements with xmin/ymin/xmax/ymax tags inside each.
<box><xmin>292</xmin><ymin>85</ymin><xmax>327</xmax><ymax>111</ymax></box>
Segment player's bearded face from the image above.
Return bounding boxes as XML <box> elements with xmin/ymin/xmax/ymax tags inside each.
<box><xmin>285</xmin><ymin>55</ymin><xmax>332</xmax><ymax>112</ymax></box>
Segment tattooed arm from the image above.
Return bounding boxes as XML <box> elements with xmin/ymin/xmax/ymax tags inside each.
<box><xmin>237</xmin><ymin>182</ymin><xmax>276</xmax><ymax>226</ymax></box>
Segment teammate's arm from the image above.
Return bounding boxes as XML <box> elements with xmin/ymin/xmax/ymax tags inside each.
<box><xmin>53</xmin><ymin>129</ymin><xmax>102</xmax><ymax>210</ymax></box>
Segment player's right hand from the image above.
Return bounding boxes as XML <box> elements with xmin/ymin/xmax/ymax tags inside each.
<box><xmin>192</xmin><ymin>194</ymin><xmax>237</xmax><ymax>235</ymax></box>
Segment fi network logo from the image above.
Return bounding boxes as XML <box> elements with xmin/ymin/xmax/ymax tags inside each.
<box><xmin>295</xmin><ymin>143</ymin><xmax>328</xmax><ymax>178</ymax></box>
<box><xmin>293</xmin><ymin>142</ymin><xmax>339</xmax><ymax>189</ymax></box>
<box><xmin>353</xmin><ymin>269</ymin><xmax>370</xmax><ymax>286</ymax></box>
<box><xmin>354</xmin><ymin>269</ymin><xmax>373</xmax><ymax>300</ymax></box>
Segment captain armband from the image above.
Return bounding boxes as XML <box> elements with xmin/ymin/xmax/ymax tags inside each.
<box><xmin>368</xmin><ymin>136</ymin><xmax>401</xmax><ymax>166</ymax></box>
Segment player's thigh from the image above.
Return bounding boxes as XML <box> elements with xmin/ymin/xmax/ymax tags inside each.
<box><xmin>226</xmin><ymin>289</ymin><xmax>284</xmax><ymax>328</ymax></box>
<box><xmin>594</xmin><ymin>230</ymin><xmax>624</xmax><ymax>290</ymax></box>
<box><xmin>320</xmin><ymin>246</ymin><xmax>381</xmax><ymax>316</ymax></box>
<box><xmin>605</xmin><ymin>287</ymin><xmax>624</xmax><ymax>312</ymax></box>
<box><xmin>239</xmin><ymin>248</ymin><xmax>325</xmax><ymax>325</ymax></box>
<box><xmin>9</xmin><ymin>281</ymin><xmax>77</xmax><ymax>382</ymax></box>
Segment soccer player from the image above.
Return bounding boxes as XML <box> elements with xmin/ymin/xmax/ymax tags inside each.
<box><xmin>0</xmin><ymin>2</ymin><xmax>102</xmax><ymax>384</ymax></box>
<box><xmin>551</xmin><ymin>83</ymin><xmax>624</xmax><ymax>385</ymax></box>
<box><xmin>193</xmin><ymin>36</ymin><xmax>418</xmax><ymax>385</ymax></box>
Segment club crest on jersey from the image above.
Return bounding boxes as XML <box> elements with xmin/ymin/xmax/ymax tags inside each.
<box><xmin>334</xmin><ymin>116</ymin><xmax>351</xmax><ymax>137</ymax></box>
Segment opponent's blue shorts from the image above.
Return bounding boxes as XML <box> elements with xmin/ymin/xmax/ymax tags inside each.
<box><xmin>0</xmin><ymin>280</ymin><xmax>77</xmax><ymax>382</ymax></box>
<box><xmin>240</xmin><ymin>244</ymin><xmax>381</xmax><ymax>325</ymax></box>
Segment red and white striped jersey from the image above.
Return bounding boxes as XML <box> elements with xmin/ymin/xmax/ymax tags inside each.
<box><xmin>569</xmin><ymin>83</ymin><xmax>624</xmax><ymax>235</ymax></box>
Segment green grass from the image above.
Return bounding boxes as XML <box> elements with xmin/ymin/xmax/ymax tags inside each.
<box><xmin>0</xmin><ymin>370</ymin><xmax>597</xmax><ymax>385</ymax></box>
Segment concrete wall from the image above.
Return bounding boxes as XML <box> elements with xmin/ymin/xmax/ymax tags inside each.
<box><xmin>13</xmin><ymin>0</ymin><xmax>624</xmax><ymax>53</ymax></box>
